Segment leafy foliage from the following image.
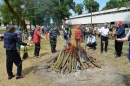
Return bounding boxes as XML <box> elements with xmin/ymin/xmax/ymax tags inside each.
<box><xmin>74</xmin><ymin>3</ymin><xmax>84</xmax><ymax>15</ymax></box>
<box><xmin>84</xmin><ymin>0</ymin><xmax>99</xmax><ymax>13</ymax></box>
<box><xmin>102</xmin><ymin>0</ymin><xmax>130</xmax><ymax>10</ymax></box>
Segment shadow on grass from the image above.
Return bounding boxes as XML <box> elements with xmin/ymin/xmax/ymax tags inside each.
<box><xmin>122</xmin><ymin>74</ymin><xmax>130</xmax><ymax>86</ymax></box>
<box><xmin>22</xmin><ymin>66</ymin><xmax>34</xmax><ymax>75</ymax></box>
<box><xmin>40</xmin><ymin>52</ymin><xmax>50</xmax><ymax>57</ymax></box>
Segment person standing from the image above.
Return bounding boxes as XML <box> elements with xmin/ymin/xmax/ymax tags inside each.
<box><xmin>75</xmin><ymin>25</ymin><xmax>82</xmax><ymax>48</ymax></box>
<box><xmin>63</xmin><ymin>24</ymin><xmax>72</xmax><ymax>47</ymax></box>
<box><xmin>48</xmin><ymin>26</ymin><xmax>63</xmax><ymax>53</ymax></box>
<box><xmin>3</xmin><ymin>26</ymin><xmax>29</xmax><ymax>79</ymax></box>
<box><xmin>99</xmin><ymin>23</ymin><xmax>109</xmax><ymax>53</ymax></box>
<box><xmin>85</xmin><ymin>26</ymin><xmax>89</xmax><ymax>38</ymax></box>
<box><xmin>33</xmin><ymin>26</ymin><xmax>46</xmax><ymax>58</ymax></box>
<box><xmin>113</xmin><ymin>21</ymin><xmax>125</xmax><ymax>58</ymax></box>
<box><xmin>15</xmin><ymin>27</ymin><xmax>24</xmax><ymax>53</ymax></box>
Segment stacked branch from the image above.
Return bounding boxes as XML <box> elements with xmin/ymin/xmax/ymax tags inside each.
<box><xmin>45</xmin><ymin>43</ymin><xmax>101</xmax><ymax>74</ymax></box>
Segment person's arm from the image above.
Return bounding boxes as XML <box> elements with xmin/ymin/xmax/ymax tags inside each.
<box><xmin>37</xmin><ymin>30</ymin><xmax>46</xmax><ymax>39</ymax></box>
<box><xmin>87</xmin><ymin>37</ymin><xmax>89</xmax><ymax>44</ymax></box>
<box><xmin>125</xmin><ymin>33</ymin><xmax>129</xmax><ymax>38</ymax></box>
<box><xmin>57</xmin><ymin>31</ymin><xmax>63</xmax><ymax>40</ymax></box>
<box><xmin>116</xmin><ymin>35</ymin><xmax>130</xmax><ymax>42</ymax></box>
<box><xmin>125</xmin><ymin>30</ymin><xmax>130</xmax><ymax>38</ymax></box>
<box><xmin>98</xmin><ymin>28</ymin><xmax>102</xmax><ymax>34</ymax></box>
<box><xmin>59</xmin><ymin>35</ymin><xmax>63</xmax><ymax>40</ymax></box>
<box><xmin>116</xmin><ymin>37</ymin><xmax>128</xmax><ymax>42</ymax></box>
<box><xmin>14</xmin><ymin>34</ymin><xmax>27</xmax><ymax>46</ymax></box>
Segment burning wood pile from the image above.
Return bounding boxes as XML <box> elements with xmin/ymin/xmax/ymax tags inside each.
<box><xmin>45</xmin><ymin>43</ymin><xmax>101</xmax><ymax>74</ymax></box>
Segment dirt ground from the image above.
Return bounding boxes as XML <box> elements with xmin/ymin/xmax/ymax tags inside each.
<box><xmin>0</xmin><ymin>38</ymin><xmax>130</xmax><ymax>86</ymax></box>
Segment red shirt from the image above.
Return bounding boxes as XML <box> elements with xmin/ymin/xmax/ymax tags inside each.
<box><xmin>33</xmin><ymin>28</ymin><xmax>42</xmax><ymax>43</ymax></box>
<box><xmin>75</xmin><ymin>29</ymin><xmax>82</xmax><ymax>39</ymax></box>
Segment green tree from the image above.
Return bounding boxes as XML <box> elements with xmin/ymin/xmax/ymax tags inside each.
<box><xmin>102</xmin><ymin>0</ymin><xmax>130</xmax><ymax>10</ymax></box>
<box><xmin>3</xmin><ymin>0</ymin><xmax>37</xmax><ymax>32</ymax></box>
<box><xmin>84</xmin><ymin>0</ymin><xmax>99</xmax><ymax>13</ymax></box>
<box><xmin>51</xmin><ymin>0</ymin><xmax>75</xmax><ymax>26</ymax></box>
<box><xmin>0</xmin><ymin>2</ymin><xmax>14</xmax><ymax>25</ymax></box>
<box><xmin>102</xmin><ymin>0</ymin><xmax>119</xmax><ymax>10</ymax></box>
<box><xmin>74</xmin><ymin>3</ymin><xmax>84</xmax><ymax>15</ymax></box>
<box><xmin>118</xmin><ymin>0</ymin><xmax>130</xmax><ymax>8</ymax></box>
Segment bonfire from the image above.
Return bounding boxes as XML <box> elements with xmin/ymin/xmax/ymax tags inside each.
<box><xmin>45</xmin><ymin>43</ymin><xmax>101</xmax><ymax>74</ymax></box>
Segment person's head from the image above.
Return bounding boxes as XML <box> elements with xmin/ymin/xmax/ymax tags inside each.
<box><xmin>104</xmin><ymin>23</ymin><xmax>108</xmax><ymax>28</ymax></box>
<box><xmin>17</xmin><ymin>33</ymin><xmax>21</xmax><ymax>38</ymax></box>
<box><xmin>89</xmin><ymin>32</ymin><xmax>93</xmax><ymax>37</ymax></box>
<box><xmin>76</xmin><ymin>25</ymin><xmax>80</xmax><ymax>30</ymax></box>
<box><xmin>36</xmin><ymin>25</ymin><xmax>41</xmax><ymax>30</ymax></box>
<box><xmin>65</xmin><ymin>24</ymin><xmax>69</xmax><ymax>28</ymax></box>
<box><xmin>117</xmin><ymin>21</ymin><xmax>122</xmax><ymax>27</ymax></box>
<box><xmin>8</xmin><ymin>26</ymin><xmax>16</xmax><ymax>32</ymax></box>
<box><xmin>54</xmin><ymin>26</ymin><xmax>58</xmax><ymax>30</ymax></box>
<box><xmin>6</xmin><ymin>26</ymin><xmax>9</xmax><ymax>31</ymax></box>
<box><xmin>18</xmin><ymin>27</ymin><xmax>22</xmax><ymax>30</ymax></box>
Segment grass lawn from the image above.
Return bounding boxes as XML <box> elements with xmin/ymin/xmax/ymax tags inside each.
<box><xmin>0</xmin><ymin>28</ymin><xmax>129</xmax><ymax>62</ymax></box>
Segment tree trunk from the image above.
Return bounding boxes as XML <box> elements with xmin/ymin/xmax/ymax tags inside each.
<box><xmin>4</xmin><ymin>0</ymin><xmax>27</xmax><ymax>32</ymax></box>
<box><xmin>33</xmin><ymin>19</ymin><xmax>36</xmax><ymax>28</ymax></box>
<box><xmin>21</xmin><ymin>20</ymin><xmax>27</xmax><ymax>32</ymax></box>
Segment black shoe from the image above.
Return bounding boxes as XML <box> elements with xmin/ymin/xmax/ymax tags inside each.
<box><xmin>105</xmin><ymin>50</ymin><xmax>107</xmax><ymax>52</ymax></box>
<box><xmin>101</xmin><ymin>51</ymin><xmax>103</xmax><ymax>53</ymax></box>
<box><xmin>93</xmin><ymin>47</ymin><xmax>96</xmax><ymax>50</ymax></box>
<box><xmin>8</xmin><ymin>75</ymin><xmax>15</xmax><ymax>80</ymax></box>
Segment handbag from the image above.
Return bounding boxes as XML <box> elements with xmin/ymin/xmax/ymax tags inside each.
<box><xmin>22</xmin><ymin>46</ymin><xmax>28</xmax><ymax>59</ymax></box>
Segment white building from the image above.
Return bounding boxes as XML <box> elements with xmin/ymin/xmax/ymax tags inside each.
<box><xmin>66</xmin><ymin>7</ymin><xmax>130</xmax><ymax>28</ymax></box>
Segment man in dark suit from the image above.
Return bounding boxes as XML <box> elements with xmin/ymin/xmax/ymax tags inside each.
<box><xmin>3</xmin><ymin>26</ymin><xmax>28</xmax><ymax>79</ymax></box>
<box><xmin>113</xmin><ymin>21</ymin><xmax>125</xmax><ymax>58</ymax></box>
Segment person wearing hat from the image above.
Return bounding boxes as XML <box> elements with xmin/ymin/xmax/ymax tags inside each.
<box><xmin>3</xmin><ymin>26</ymin><xmax>31</xmax><ymax>79</ymax></box>
<box><xmin>113</xmin><ymin>21</ymin><xmax>125</xmax><ymax>58</ymax></box>
<box><xmin>98</xmin><ymin>23</ymin><xmax>110</xmax><ymax>53</ymax></box>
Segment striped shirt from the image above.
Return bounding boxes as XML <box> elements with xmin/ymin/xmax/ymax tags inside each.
<box><xmin>49</xmin><ymin>29</ymin><xmax>60</xmax><ymax>39</ymax></box>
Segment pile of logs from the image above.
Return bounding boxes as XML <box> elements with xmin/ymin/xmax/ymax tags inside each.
<box><xmin>45</xmin><ymin>43</ymin><xmax>101</xmax><ymax>74</ymax></box>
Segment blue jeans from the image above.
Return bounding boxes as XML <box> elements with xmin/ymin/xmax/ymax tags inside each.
<box><xmin>64</xmin><ymin>38</ymin><xmax>70</xmax><ymax>46</ymax></box>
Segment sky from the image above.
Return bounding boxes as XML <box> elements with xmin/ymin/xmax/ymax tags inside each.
<box><xmin>72</xmin><ymin>0</ymin><xmax>109</xmax><ymax>15</ymax></box>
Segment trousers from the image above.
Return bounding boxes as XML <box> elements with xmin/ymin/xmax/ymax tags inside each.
<box><xmin>6</xmin><ymin>50</ymin><xmax>22</xmax><ymax>76</ymax></box>
<box><xmin>34</xmin><ymin>43</ymin><xmax>40</xmax><ymax>56</ymax></box>
<box><xmin>50</xmin><ymin>38</ymin><xmax>57</xmax><ymax>53</ymax></box>
<box><xmin>101</xmin><ymin>35</ymin><xmax>108</xmax><ymax>52</ymax></box>
<box><xmin>115</xmin><ymin>40</ymin><xmax>123</xmax><ymax>56</ymax></box>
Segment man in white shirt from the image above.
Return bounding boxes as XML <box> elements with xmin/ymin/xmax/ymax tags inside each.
<box><xmin>85</xmin><ymin>33</ymin><xmax>97</xmax><ymax>50</ymax></box>
<box><xmin>99</xmin><ymin>23</ymin><xmax>109</xmax><ymax>53</ymax></box>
